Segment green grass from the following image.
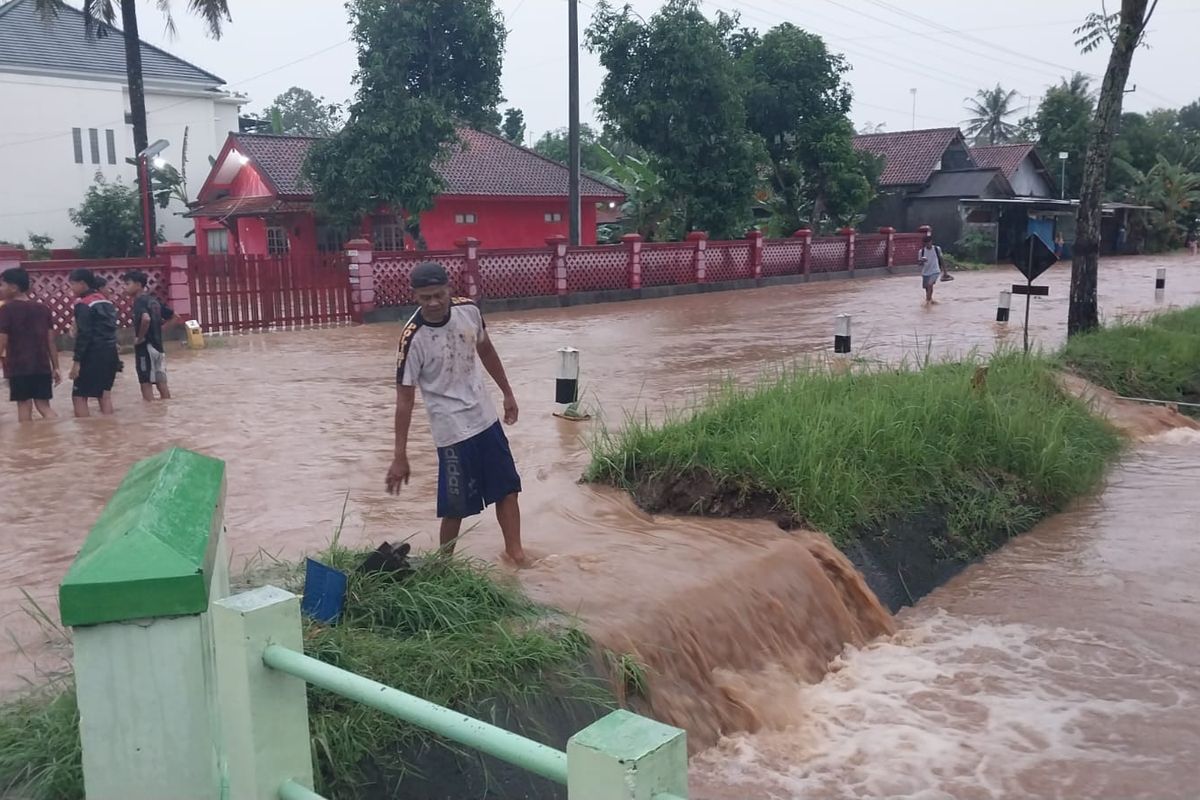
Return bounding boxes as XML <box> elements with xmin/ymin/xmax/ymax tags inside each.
<box><xmin>1061</xmin><ymin>306</ymin><xmax>1200</xmax><ymax>409</ymax></box>
<box><xmin>0</xmin><ymin>551</ymin><xmax>607</xmax><ymax>800</ymax></box>
<box><xmin>587</xmin><ymin>352</ymin><xmax>1122</xmax><ymax>558</ymax></box>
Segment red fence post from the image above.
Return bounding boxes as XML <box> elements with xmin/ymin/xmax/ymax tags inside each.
<box><xmin>455</xmin><ymin>237</ymin><xmax>482</xmax><ymax>301</ymax></box>
<box><xmin>158</xmin><ymin>244</ymin><xmax>194</xmax><ymax>319</ymax></box>
<box><xmin>794</xmin><ymin>229</ymin><xmax>812</xmax><ymax>276</ymax></box>
<box><xmin>621</xmin><ymin>233</ymin><xmax>643</xmax><ymax>290</ymax></box>
<box><xmin>879</xmin><ymin>226</ymin><xmax>896</xmax><ymax>272</ymax></box>
<box><xmin>687</xmin><ymin>231</ymin><xmax>709</xmax><ymax>283</ymax></box>
<box><xmin>841</xmin><ymin>226</ymin><xmax>856</xmax><ymax>275</ymax></box>
<box><xmin>746</xmin><ymin>229</ymin><xmax>764</xmax><ymax>281</ymax></box>
<box><xmin>547</xmin><ymin>235</ymin><xmax>569</xmax><ymax>296</ymax></box>
<box><xmin>345</xmin><ymin>237</ymin><xmax>374</xmax><ymax>322</ymax></box>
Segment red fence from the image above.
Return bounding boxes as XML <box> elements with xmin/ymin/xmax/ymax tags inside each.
<box><xmin>189</xmin><ymin>253</ymin><xmax>352</xmax><ymax>332</ymax></box>
<box><xmin>24</xmin><ymin>258</ymin><xmax>169</xmax><ymax>335</ymax></box>
<box><xmin>374</xmin><ymin>250</ymin><xmax>468</xmax><ymax>307</ymax></box>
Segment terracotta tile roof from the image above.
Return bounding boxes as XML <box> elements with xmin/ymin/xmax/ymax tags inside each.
<box><xmin>970</xmin><ymin>143</ymin><xmax>1038</xmax><ymax>180</ymax></box>
<box><xmin>852</xmin><ymin>128</ymin><xmax>963</xmax><ymax>187</ymax></box>
<box><xmin>184</xmin><ymin>197</ymin><xmax>311</xmax><ymax>218</ymax></box>
<box><xmin>227</xmin><ymin>129</ymin><xmax>625</xmax><ymax>200</ymax></box>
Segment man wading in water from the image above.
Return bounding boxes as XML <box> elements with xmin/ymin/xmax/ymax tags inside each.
<box><xmin>386</xmin><ymin>262</ymin><xmax>530</xmax><ymax>566</ymax></box>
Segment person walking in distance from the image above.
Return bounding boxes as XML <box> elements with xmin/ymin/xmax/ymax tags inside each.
<box><xmin>918</xmin><ymin>233</ymin><xmax>943</xmax><ymax>304</ymax></box>
<box><xmin>386</xmin><ymin>262</ymin><xmax>529</xmax><ymax>566</ymax></box>
<box><xmin>0</xmin><ymin>267</ymin><xmax>60</xmax><ymax>421</ymax></box>
<box><xmin>121</xmin><ymin>270</ymin><xmax>171</xmax><ymax>400</ymax></box>
<box><xmin>67</xmin><ymin>269</ymin><xmax>120</xmax><ymax>417</ymax></box>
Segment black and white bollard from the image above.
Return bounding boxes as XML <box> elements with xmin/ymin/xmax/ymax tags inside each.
<box><xmin>834</xmin><ymin>314</ymin><xmax>852</xmax><ymax>354</ymax></box>
<box><xmin>1156</xmin><ymin>267</ymin><xmax>1166</xmax><ymax>290</ymax></box>
<box><xmin>554</xmin><ymin>347</ymin><xmax>590</xmax><ymax>421</ymax></box>
<box><xmin>996</xmin><ymin>290</ymin><xmax>1011</xmax><ymax>323</ymax></box>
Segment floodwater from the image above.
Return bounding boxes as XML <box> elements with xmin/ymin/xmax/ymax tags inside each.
<box><xmin>2</xmin><ymin>254</ymin><xmax>1199</xmax><ymax>796</ymax></box>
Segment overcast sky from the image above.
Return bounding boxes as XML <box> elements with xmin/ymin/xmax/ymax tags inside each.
<box><xmin>132</xmin><ymin>0</ymin><xmax>1200</xmax><ymax>143</ymax></box>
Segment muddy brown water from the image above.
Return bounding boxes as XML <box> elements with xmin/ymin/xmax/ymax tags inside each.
<box><xmin>2</xmin><ymin>254</ymin><xmax>1199</xmax><ymax>796</ymax></box>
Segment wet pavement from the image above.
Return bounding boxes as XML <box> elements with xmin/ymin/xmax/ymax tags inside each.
<box><xmin>2</xmin><ymin>253</ymin><xmax>1199</xmax><ymax>796</ymax></box>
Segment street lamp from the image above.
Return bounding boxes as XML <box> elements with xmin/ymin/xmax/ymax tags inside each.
<box><xmin>1058</xmin><ymin>151</ymin><xmax>1068</xmax><ymax>200</ymax></box>
<box><xmin>138</xmin><ymin>139</ymin><xmax>170</xmax><ymax>257</ymax></box>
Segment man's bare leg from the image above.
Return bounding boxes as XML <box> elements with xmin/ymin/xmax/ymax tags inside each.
<box><xmin>140</xmin><ymin>383</ymin><xmax>155</xmax><ymax>401</ymax></box>
<box><xmin>33</xmin><ymin>399</ymin><xmax>56</xmax><ymax>419</ymax></box>
<box><xmin>156</xmin><ymin>379</ymin><xmax>171</xmax><ymax>400</ymax></box>
<box><xmin>73</xmin><ymin>396</ymin><xmax>90</xmax><ymax>418</ymax></box>
<box><xmin>495</xmin><ymin>493</ymin><xmax>528</xmax><ymax>566</ymax></box>
<box><xmin>98</xmin><ymin>391</ymin><xmax>114</xmax><ymax>415</ymax></box>
<box><xmin>16</xmin><ymin>400</ymin><xmax>33</xmax><ymax>422</ymax></box>
<box><xmin>439</xmin><ymin>517</ymin><xmax>463</xmax><ymax>554</ymax></box>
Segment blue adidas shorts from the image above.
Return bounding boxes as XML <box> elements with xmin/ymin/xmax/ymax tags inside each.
<box><xmin>436</xmin><ymin>421</ymin><xmax>522</xmax><ymax>519</ymax></box>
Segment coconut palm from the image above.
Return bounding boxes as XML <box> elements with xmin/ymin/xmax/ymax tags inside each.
<box><xmin>963</xmin><ymin>84</ymin><xmax>1021</xmax><ymax>145</ymax></box>
<box><xmin>36</xmin><ymin>0</ymin><xmax>231</xmax><ymax>238</ymax></box>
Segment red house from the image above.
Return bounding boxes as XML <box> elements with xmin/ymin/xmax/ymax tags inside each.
<box><xmin>188</xmin><ymin>129</ymin><xmax>625</xmax><ymax>256</ymax></box>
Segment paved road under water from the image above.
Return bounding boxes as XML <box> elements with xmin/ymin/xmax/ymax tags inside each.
<box><xmin>2</xmin><ymin>254</ymin><xmax>1198</xmax><ymax>796</ymax></box>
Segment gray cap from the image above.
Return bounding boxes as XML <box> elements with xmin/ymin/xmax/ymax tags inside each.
<box><xmin>410</xmin><ymin>261</ymin><xmax>449</xmax><ymax>289</ymax></box>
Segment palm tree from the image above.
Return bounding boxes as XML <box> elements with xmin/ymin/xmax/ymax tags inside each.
<box><xmin>36</xmin><ymin>0</ymin><xmax>231</xmax><ymax>243</ymax></box>
<box><xmin>963</xmin><ymin>84</ymin><xmax>1021</xmax><ymax>145</ymax></box>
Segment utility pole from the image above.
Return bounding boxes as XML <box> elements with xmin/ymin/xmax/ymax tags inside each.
<box><xmin>909</xmin><ymin>88</ymin><xmax>917</xmax><ymax>130</ymax></box>
<box><xmin>567</xmin><ymin>0</ymin><xmax>581</xmax><ymax>246</ymax></box>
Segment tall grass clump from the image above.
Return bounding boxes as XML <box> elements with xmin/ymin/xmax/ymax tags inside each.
<box><xmin>0</xmin><ymin>683</ymin><xmax>82</xmax><ymax>800</ymax></box>
<box><xmin>588</xmin><ymin>352</ymin><xmax>1122</xmax><ymax>557</ymax></box>
<box><xmin>1061</xmin><ymin>306</ymin><xmax>1200</xmax><ymax>409</ymax></box>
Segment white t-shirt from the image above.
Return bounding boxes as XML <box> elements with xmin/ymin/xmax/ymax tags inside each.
<box><xmin>919</xmin><ymin>245</ymin><xmax>942</xmax><ymax>277</ymax></box>
<box><xmin>396</xmin><ymin>299</ymin><xmax>498</xmax><ymax>448</ymax></box>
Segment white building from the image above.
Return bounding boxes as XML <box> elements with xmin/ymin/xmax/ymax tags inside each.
<box><xmin>0</xmin><ymin>0</ymin><xmax>243</xmax><ymax>248</ymax></box>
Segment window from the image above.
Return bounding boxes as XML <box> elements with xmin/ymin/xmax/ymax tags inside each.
<box><xmin>454</xmin><ymin>212</ymin><xmax>477</xmax><ymax>224</ymax></box>
<box><xmin>105</xmin><ymin>129</ymin><xmax>116</xmax><ymax>165</ymax></box>
<box><xmin>372</xmin><ymin>217</ymin><xmax>404</xmax><ymax>251</ymax></box>
<box><xmin>206</xmin><ymin>229</ymin><xmax>229</xmax><ymax>255</ymax></box>
<box><xmin>316</xmin><ymin>224</ymin><xmax>348</xmax><ymax>254</ymax></box>
<box><xmin>544</xmin><ymin>212</ymin><xmax>562</xmax><ymax>223</ymax></box>
<box><xmin>71</xmin><ymin>128</ymin><xmax>83</xmax><ymax>163</ymax></box>
<box><xmin>266</xmin><ymin>226</ymin><xmax>289</xmax><ymax>255</ymax></box>
<box><xmin>88</xmin><ymin>128</ymin><xmax>100</xmax><ymax>164</ymax></box>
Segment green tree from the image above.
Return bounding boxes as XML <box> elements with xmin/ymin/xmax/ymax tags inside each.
<box><xmin>305</xmin><ymin>0</ymin><xmax>506</xmax><ymax>234</ymax></box>
<box><xmin>587</xmin><ymin>0</ymin><xmax>762</xmax><ymax>239</ymax></box>
<box><xmin>593</xmin><ymin>145</ymin><xmax>680</xmax><ymax>241</ymax></box>
<box><xmin>1116</xmin><ymin>156</ymin><xmax>1200</xmax><ymax>250</ymax></box>
<box><xmin>26</xmin><ymin>233</ymin><xmax>53</xmax><ymax>261</ymax></box>
<box><xmin>500</xmin><ymin>108</ymin><xmax>526</xmax><ymax>144</ymax></box>
<box><xmin>36</xmin><ymin>0</ymin><xmax>231</xmax><ymax>250</ymax></box>
<box><xmin>1068</xmin><ymin>0</ymin><xmax>1158</xmax><ymax>336</ymax></box>
<box><xmin>69</xmin><ymin>175</ymin><xmax>161</xmax><ymax>258</ymax></box>
<box><xmin>739</xmin><ymin>23</ymin><xmax>876</xmax><ymax>233</ymax></box>
<box><xmin>964</xmin><ymin>85</ymin><xmax>1021</xmax><ymax>145</ymax></box>
<box><xmin>1036</xmin><ymin>73</ymin><xmax>1095</xmax><ymax>198</ymax></box>
<box><xmin>262</xmin><ymin>87</ymin><xmax>343</xmax><ymax>136</ymax></box>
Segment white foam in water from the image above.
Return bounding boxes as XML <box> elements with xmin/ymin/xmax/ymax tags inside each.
<box><xmin>1144</xmin><ymin>427</ymin><xmax>1200</xmax><ymax>446</ymax></box>
<box><xmin>690</xmin><ymin>609</ymin><xmax>1194</xmax><ymax>800</ymax></box>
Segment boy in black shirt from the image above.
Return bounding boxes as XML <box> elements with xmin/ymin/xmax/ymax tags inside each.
<box><xmin>121</xmin><ymin>271</ymin><xmax>172</xmax><ymax>400</ymax></box>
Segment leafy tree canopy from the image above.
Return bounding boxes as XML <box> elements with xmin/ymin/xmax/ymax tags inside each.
<box><xmin>500</xmin><ymin>108</ymin><xmax>526</xmax><ymax>143</ymax></box>
<box><xmin>262</xmin><ymin>87</ymin><xmax>344</xmax><ymax>137</ymax></box>
<box><xmin>1035</xmin><ymin>73</ymin><xmax>1095</xmax><ymax>198</ymax></box>
<box><xmin>69</xmin><ymin>175</ymin><xmax>161</xmax><ymax>258</ymax></box>
<box><xmin>964</xmin><ymin>84</ymin><xmax>1021</xmax><ymax>145</ymax></box>
<box><xmin>305</xmin><ymin>0</ymin><xmax>506</xmax><ymax>229</ymax></box>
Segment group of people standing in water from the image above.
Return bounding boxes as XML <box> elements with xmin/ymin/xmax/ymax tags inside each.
<box><xmin>0</xmin><ymin>266</ymin><xmax>173</xmax><ymax>421</ymax></box>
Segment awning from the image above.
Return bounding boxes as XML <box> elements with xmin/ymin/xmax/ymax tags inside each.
<box><xmin>961</xmin><ymin>197</ymin><xmax>1154</xmax><ymax>212</ymax></box>
<box><xmin>185</xmin><ymin>196</ymin><xmax>312</xmax><ymax>218</ymax></box>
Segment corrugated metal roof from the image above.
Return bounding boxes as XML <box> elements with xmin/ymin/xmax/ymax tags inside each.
<box><xmin>852</xmin><ymin>128</ymin><xmax>963</xmax><ymax>187</ymax></box>
<box><xmin>0</xmin><ymin>0</ymin><xmax>224</xmax><ymax>86</ymax></box>
<box><xmin>223</xmin><ymin>129</ymin><xmax>626</xmax><ymax>200</ymax></box>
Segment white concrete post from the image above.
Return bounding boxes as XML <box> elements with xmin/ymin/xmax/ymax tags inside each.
<box><xmin>834</xmin><ymin>314</ymin><xmax>852</xmax><ymax>354</ymax></box>
<box><xmin>996</xmin><ymin>290</ymin><xmax>1011</xmax><ymax>323</ymax></box>
<box><xmin>212</xmin><ymin>587</ymin><xmax>315</xmax><ymax>800</ymax></box>
<box><xmin>567</xmin><ymin>709</ymin><xmax>688</xmax><ymax>800</ymax></box>
<box><xmin>1156</xmin><ymin>267</ymin><xmax>1166</xmax><ymax>289</ymax></box>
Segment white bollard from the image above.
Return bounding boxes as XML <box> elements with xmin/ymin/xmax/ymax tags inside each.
<box><xmin>996</xmin><ymin>290</ymin><xmax>1011</xmax><ymax>323</ymax></box>
<box><xmin>1156</xmin><ymin>267</ymin><xmax>1166</xmax><ymax>290</ymax></box>
<box><xmin>834</xmin><ymin>314</ymin><xmax>852</xmax><ymax>354</ymax></box>
<box><xmin>556</xmin><ymin>347</ymin><xmax>580</xmax><ymax>407</ymax></box>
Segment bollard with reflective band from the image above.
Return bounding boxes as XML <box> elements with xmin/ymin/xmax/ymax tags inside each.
<box><xmin>834</xmin><ymin>314</ymin><xmax>851</xmax><ymax>354</ymax></box>
<box><xmin>556</xmin><ymin>347</ymin><xmax>580</xmax><ymax>405</ymax></box>
<box><xmin>996</xmin><ymin>290</ymin><xmax>1011</xmax><ymax>323</ymax></box>
<box><xmin>1156</xmin><ymin>267</ymin><xmax>1166</xmax><ymax>290</ymax></box>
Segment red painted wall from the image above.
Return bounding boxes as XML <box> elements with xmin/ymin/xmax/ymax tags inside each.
<box><xmin>418</xmin><ymin>196</ymin><xmax>601</xmax><ymax>249</ymax></box>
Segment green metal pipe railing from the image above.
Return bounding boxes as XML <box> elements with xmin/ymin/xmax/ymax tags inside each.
<box><xmin>262</xmin><ymin>644</ymin><xmax>570</xmax><ymax>785</ymax></box>
<box><xmin>278</xmin><ymin>779</ymin><xmax>326</xmax><ymax>800</ymax></box>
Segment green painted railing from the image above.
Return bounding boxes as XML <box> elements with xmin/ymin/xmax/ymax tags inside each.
<box><xmin>262</xmin><ymin>644</ymin><xmax>570</xmax><ymax>785</ymax></box>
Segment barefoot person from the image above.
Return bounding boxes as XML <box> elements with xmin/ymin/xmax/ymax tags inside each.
<box><xmin>385</xmin><ymin>261</ymin><xmax>528</xmax><ymax>565</ymax></box>
<box><xmin>67</xmin><ymin>269</ymin><xmax>120</xmax><ymax>417</ymax></box>
<box><xmin>918</xmin><ymin>234</ymin><xmax>943</xmax><ymax>304</ymax></box>
<box><xmin>121</xmin><ymin>270</ymin><xmax>171</xmax><ymax>400</ymax></box>
<box><xmin>0</xmin><ymin>267</ymin><xmax>60</xmax><ymax>421</ymax></box>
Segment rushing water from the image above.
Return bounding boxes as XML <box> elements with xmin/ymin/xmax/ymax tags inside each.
<box><xmin>2</xmin><ymin>254</ymin><xmax>1198</xmax><ymax>796</ymax></box>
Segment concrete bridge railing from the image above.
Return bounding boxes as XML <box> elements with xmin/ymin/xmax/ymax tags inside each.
<box><xmin>59</xmin><ymin>447</ymin><xmax>689</xmax><ymax>799</ymax></box>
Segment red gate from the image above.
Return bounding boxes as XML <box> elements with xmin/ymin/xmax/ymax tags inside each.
<box><xmin>189</xmin><ymin>253</ymin><xmax>353</xmax><ymax>332</ymax></box>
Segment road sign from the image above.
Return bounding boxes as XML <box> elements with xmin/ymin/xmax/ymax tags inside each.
<box><xmin>1011</xmin><ymin>284</ymin><xmax>1050</xmax><ymax>296</ymax></box>
<box><xmin>1009</xmin><ymin>234</ymin><xmax>1058</xmax><ymax>282</ymax></box>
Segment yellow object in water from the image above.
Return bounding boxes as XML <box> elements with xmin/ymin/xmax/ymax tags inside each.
<box><xmin>184</xmin><ymin>319</ymin><xmax>205</xmax><ymax>349</ymax></box>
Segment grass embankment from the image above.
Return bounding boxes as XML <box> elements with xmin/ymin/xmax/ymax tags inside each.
<box><xmin>0</xmin><ymin>552</ymin><xmax>609</xmax><ymax>800</ymax></box>
<box><xmin>1061</xmin><ymin>306</ymin><xmax>1200</xmax><ymax>411</ymax></box>
<box><xmin>587</xmin><ymin>353</ymin><xmax>1122</xmax><ymax>567</ymax></box>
